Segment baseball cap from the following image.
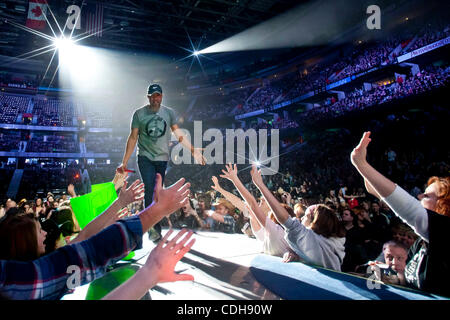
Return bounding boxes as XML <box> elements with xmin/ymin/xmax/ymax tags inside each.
<box><xmin>147</xmin><ymin>83</ymin><xmax>162</xmax><ymax>95</ymax></box>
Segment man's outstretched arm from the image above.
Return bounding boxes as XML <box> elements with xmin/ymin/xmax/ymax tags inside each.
<box><xmin>118</xmin><ymin>127</ymin><xmax>139</xmax><ymax>173</ymax></box>
<box><xmin>172</xmin><ymin>124</ymin><xmax>206</xmax><ymax>165</ymax></box>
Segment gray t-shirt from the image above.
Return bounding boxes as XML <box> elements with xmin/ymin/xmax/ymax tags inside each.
<box><xmin>131</xmin><ymin>104</ymin><xmax>177</xmax><ymax>161</ymax></box>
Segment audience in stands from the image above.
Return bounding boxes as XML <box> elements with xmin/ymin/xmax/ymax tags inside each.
<box><xmin>182</xmin><ymin>24</ymin><xmax>449</xmax><ymax>121</ymax></box>
<box><xmin>350</xmin><ymin>131</ymin><xmax>450</xmax><ymax>297</ymax></box>
<box><xmin>0</xmin><ymin>22</ymin><xmax>449</xmax><ymax>300</ymax></box>
<box><xmin>1</xmin><ymin>114</ymin><xmax>449</xmax><ymax>297</ymax></box>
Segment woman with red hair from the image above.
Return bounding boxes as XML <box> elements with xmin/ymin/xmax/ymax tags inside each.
<box><xmin>351</xmin><ymin>131</ymin><xmax>450</xmax><ymax>297</ymax></box>
<box><xmin>418</xmin><ymin>176</ymin><xmax>450</xmax><ymax>217</ymax></box>
<box><xmin>0</xmin><ymin>215</ymin><xmax>47</xmax><ymax>261</ymax></box>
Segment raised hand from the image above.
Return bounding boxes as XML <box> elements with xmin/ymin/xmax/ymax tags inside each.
<box><xmin>351</xmin><ymin>131</ymin><xmax>372</xmax><ymax>167</ymax></box>
<box><xmin>143</xmin><ymin>229</ymin><xmax>195</xmax><ymax>284</ymax></box>
<box><xmin>211</xmin><ymin>176</ymin><xmax>222</xmax><ymax>192</ymax></box>
<box><xmin>219</xmin><ymin>163</ymin><xmax>238</xmax><ymax>182</ymax></box>
<box><xmin>103</xmin><ymin>228</ymin><xmax>196</xmax><ymax>299</ymax></box>
<box><xmin>153</xmin><ymin>173</ymin><xmax>190</xmax><ymax>215</ymax></box>
<box><xmin>116</xmin><ymin>163</ymin><xmax>128</xmax><ymax>174</ymax></box>
<box><xmin>118</xmin><ymin>179</ymin><xmax>145</xmax><ymax>207</ymax></box>
<box><xmin>250</xmin><ymin>164</ymin><xmax>263</xmax><ymax>186</ymax></box>
<box><xmin>67</xmin><ymin>184</ymin><xmax>77</xmax><ymax>197</ymax></box>
<box><xmin>113</xmin><ymin>170</ymin><xmax>129</xmax><ymax>191</ymax></box>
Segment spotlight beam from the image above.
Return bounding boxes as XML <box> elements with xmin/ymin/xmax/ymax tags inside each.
<box><xmin>44</xmin><ymin>0</ymin><xmax>65</xmax><ymax>37</ymax></box>
<box><xmin>70</xmin><ymin>25</ymin><xmax>116</xmax><ymax>43</ymax></box>
<box><xmin>39</xmin><ymin>48</ymin><xmax>58</xmax><ymax>88</ymax></box>
<box><xmin>53</xmin><ymin>37</ymin><xmax>76</xmax><ymax>50</ymax></box>
<box><xmin>46</xmin><ymin>63</ymin><xmax>60</xmax><ymax>94</ymax></box>
<box><xmin>185</xmin><ymin>28</ymin><xmax>196</xmax><ymax>53</ymax></box>
<box><xmin>186</xmin><ymin>54</ymin><xmax>196</xmax><ymax>77</ymax></box>
<box><xmin>6</xmin><ymin>20</ymin><xmax>54</xmax><ymax>41</ymax></box>
<box><xmin>198</xmin><ymin>0</ymin><xmax>374</xmax><ymax>54</ymax></box>
<box><xmin>0</xmin><ymin>44</ymin><xmax>55</xmax><ymax>68</ymax></box>
<box><xmin>14</xmin><ymin>47</ymin><xmax>56</xmax><ymax>62</ymax></box>
<box><xmin>41</xmin><ymin>8</ymin><xmax>58</xmax><ymax>39</ymax></box>
<box><xmin>194</xmin><ymin>53</ymin><xmax>231</xmax><ymax>69</ymax></box>
<box><xmin>195</xmin><ymin>54</ymin><xmax>207</xmax><ymax>78</ymax></box>
<box><xmin>0</xmin><ymin>46</ymin><xmax>57</xmax><ymax>69</ymax></box>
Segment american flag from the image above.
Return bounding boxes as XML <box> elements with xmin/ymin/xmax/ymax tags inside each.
<box><xmin>84</xmin><ymin>3</ymin><xmax>104</xmax><ymax>37</ymax></box>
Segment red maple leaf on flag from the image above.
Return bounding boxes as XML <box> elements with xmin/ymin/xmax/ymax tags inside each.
<box><xmin>31</xmin><ymin>6</ymin><xmax>43</xmax><ymax>18</ymax></box>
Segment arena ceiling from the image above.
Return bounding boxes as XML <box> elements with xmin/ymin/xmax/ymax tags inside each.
<box><xmin>0</xmin><ymin>0</ymin><xmax>307</xmax><ymax>61</ymax></box>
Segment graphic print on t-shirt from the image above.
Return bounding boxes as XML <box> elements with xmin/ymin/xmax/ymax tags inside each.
<box><xmin>145</xmin><ymin>114</ymin><xmax>167</xmax><ymax>139</ymax></box>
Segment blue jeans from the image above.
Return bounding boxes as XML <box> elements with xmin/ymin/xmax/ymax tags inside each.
<box><xmin>137</xmin><ymin>156</ymin><xmax>167</xmax><ymax>235</ymax></box>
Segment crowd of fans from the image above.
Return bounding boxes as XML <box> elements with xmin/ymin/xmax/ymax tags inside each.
<box><xmin>16</xmin><ymin>162</ymin><xmax>81</xmax><ymax>201</ymax></box>
<box><xmin>1</xmin><ymin>104</ymin><xmax>448</xmax><ymax>298</ymax></box>
<box><xmin>84</xmin><ymin>134</ymin><xmax>125</xmax><ymax>153</ymax></box>
<box><xmin>0</xmin><ymin>93</ymin><xmax>30</xmax><ymax>124</ymax></box>
<box><xmin>188</xmin><ymin>87</ymin><xmax>253</xmax><ymax>121</ymax></box>
<box><xmin>186</xmin><ymin>24</ymin><xmax>449</xmax><ymax>121</ymax></box>
<box><xmin>26</xmin><ymin>133</ymin><xmax>79</xmax><ymax>153</ymax></box>
<box><xmin>83</xmin><ymin>110</ymin><xmax>113</xmax><ymax>128</ymax></box>
<box><xmin>0</xmin><ymin>129</ymin><xmax>21</xmax><ymax>152</ymax></box>
<box><xmin>280</xmin><ymin>37</ymin><xmax>399</xmax><ymax>103</ymax></box>
<box><xmin>0</xmin><ymin>93</ymin><xmax>112</xmax><ymax>128</ymax></box>
<box><xmin>0</xmin><ymin>20</ymin><xmax>448</xmax><ymax>301</ymax></box>
<box><xmin>250</xmin><ymin>117</ymin><xmax>299</xmax><ymax>130</ymax></box>
<box><xmin>293</xmin><ymin>66</ymin><xmax>449</xmax><ymax>126</ymax></box>
<box><xmin>0</xmin><ymin>130</ymin><xmax>129</xmax><ymax>154</ymax></box>
<box><xmin>33</xmin><ymin>98</ymin><xmax>80</xmax><ymax>127</ymax></box>
<box><xmin>330</xmin><ymin>38</ymin><xmax>399</xmax><ymax>81</ymax></box>
<box><xmin>0</xmin><ymin>130</ymin><xmax>79</xmax><ymax>153</ymax></box>
<box><xmin>407</xmin><ymin>23</ymin><xmax>450</xmax><ymax>53</ymax></box>
<box><xmin>0</xmin><ymin>74</ymin><xmax>37</xmax><ymax>89</ymax></box>
<box><xmin>242</xmin><ymin>76</ymin><xmax>292</xmax><ymax>114</ymax></box>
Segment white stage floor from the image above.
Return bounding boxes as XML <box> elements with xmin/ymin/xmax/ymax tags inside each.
<box><xmin>62</xmin><ymin>228</ymin><xmax>281</xmax><ymax>300</ymax></box>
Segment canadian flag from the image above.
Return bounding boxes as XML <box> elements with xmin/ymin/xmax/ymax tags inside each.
<box><xmin>26</xmin><ymin>0</ymin><xmax>48</xmax><ymax>30</ymax></box>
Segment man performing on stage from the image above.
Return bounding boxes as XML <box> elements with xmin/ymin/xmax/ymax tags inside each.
<box><xmin>117</xmin><ymin>83</ymin><xmax>206</xmax><ymax>242</ymax></box>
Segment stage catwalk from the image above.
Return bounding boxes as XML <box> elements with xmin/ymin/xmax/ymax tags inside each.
<box><xmin>62</xmin><ymin>228</ymin><xmax>280</xmax><ymax>300</ymax></box>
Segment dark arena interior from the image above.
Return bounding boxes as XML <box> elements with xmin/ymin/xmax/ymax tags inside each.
<box><xmin>0</xmin><ymin>0</ymin><xmax>449</xmax><ymax>308</ymax></box>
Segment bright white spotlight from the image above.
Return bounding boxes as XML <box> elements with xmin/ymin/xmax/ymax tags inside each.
<box><xmin>193</xmin><ymin>50</ymin><xmax>200</xmax><ymax>56</ymax></box>
<box><xmin>253</xmin><ymin>160</ymin><xmax>261</xmax><ymax>167</ymax></box>
<box><xmin>53</xmin><ymin>37</ymin><xmax>74</xmax><ymax>50</ymax></box>
<box><xmin>58</xmin><ymin>44</ymin><xmax>102</xmax><ymax>91</ymax></box>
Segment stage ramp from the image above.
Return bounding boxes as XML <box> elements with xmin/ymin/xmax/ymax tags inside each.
<box><xmin>62</xmin><ymin>228</ymin><xmax>278</xmax><ymax>300</ymax></box>
<box><xmin>62</xmin><ymin>228</ymin><xmax>447</xmax><ymax>300</ymax></box>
